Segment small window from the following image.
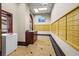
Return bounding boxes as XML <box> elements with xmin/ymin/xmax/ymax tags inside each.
<box><xmin>38</xmin><ymin>16</ymin><xmax>46</xmax><ymax>22</ymax></box>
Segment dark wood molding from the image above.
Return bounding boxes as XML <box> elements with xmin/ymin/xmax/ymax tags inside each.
<box><xmin>2</xmin><ymin>10</ymin><xmax>12</xmax><ymax>15</ymax></box>
<box><xmin>2</xmin><ymin>10</ymin><xmax>13</xmax><ymax>33</ymax></box>
<box><xmin>30</xmin><ymin>14</ymin><xmax>33</xmax><ymax>30</ymax></box>
<box><xmin>18</xmin><ymin>41</ymin><xmax>26</xmax><ymax>46</ymax></box>
<box><xmin>36</xmin><ymin>34</ymin><xmax>50</xmax><ymax>36</ymax></box>
<box><xmin>0</xmin><ymin>51</ymin><xmax>2</xmax><ymax>56</ymax></box>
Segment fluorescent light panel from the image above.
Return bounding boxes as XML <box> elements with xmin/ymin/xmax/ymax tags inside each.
<box><xmin>42</xmin><ymin>3</ymin><xmax>48</xmax><ymax>5</ymax></box>
<box><xmin>34</xmin><ymin>8</ymin><xmax>39</xmax><ymax>12</ymax></box>
<box><xmin>38</xmin><ymin>8</ymin><xmax>47</xmax><ymax>10</ymax></box>
<box><xmin>34</xmin><ymin>8</ymin><xmax>47</xmax><ymax>13</ymax></box>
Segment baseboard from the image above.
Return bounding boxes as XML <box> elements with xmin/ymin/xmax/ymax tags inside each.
<box><xmin>18</xmin><ymin>33</ymin><xmax>65</xmax><ymax>56</ymax></box>
<box><xmin>51</xmin><ymin>33</ymin><xmax>79</xmax><ymax>56</ymax></box>
<box><xmin>49</xmin><ymin>35</ymin><xmax>65</xmax><ymax>56</ymax></box>
<box><xmin>18</xmin><ymin>34</ymin><xmax>50</xmax><ymax>46</ymax></box>
<box><xmin>0</xmin><ymin>51</ymin><xmax>2</xmax><ymax>56</ymax></box>
<box><xmin>36</xmin><ymin>33</ymin><xmax>65</xmax><ymax>56</ymax></box>
<box><xmin>18</xmin><ymin>41</ymin><xmax>26</xmax><ymax>46</ymax></box>
<box><xmin>36</xmin><ymin>34</ymin><xmax>50</xmax><ymax>36</ymax></box>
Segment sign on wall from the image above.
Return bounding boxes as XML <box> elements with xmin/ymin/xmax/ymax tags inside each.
<box><xmin>38</xmin><ymin>16</ymin><xmax>46</xmax><ymax>22</ymax></box>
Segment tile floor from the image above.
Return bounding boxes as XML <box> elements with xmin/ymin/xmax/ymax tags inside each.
<box><xmin>9</xmin><ymin>36</ymin><xmax>55</xmax><ymax>56</ymax></box>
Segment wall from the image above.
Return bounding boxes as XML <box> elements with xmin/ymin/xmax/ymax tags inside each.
<box><xmin>34</xmin><ymin>24</ymin><xmax>50</xmax><ymax>31</ymax></box>
<box><xmin>2</xmin><ymin>3</ymin><xmax>31</xmax><ymax>42</ymax></box>
<box><xmin>51</xmin><ymin>4</ymin><xmax>79</xmax><ymax>53</ymax></box>
<box><xmin>16</xmin><ymin>4</ymin><xmax>31</xmax><ymax>42</ymax></box>
<box><xmin>51</xmin><ymin>33</ymin><xmax>79</xmax><ymax>56</ymax></box>
<box><xmin>51</xmin><ymin>21</ymin><xmax>58</xmax><ymax>36</ymax></box>
<box><xmin>34</xmin><ymin>13</ymin><xmax>51</xmax><ymax>31</ymax></box>
<box><xmin>2</xmin><ymin>3</ymin><xmax>18</xmax><ymax>33</ymax></box>
<box><xmin>51</xmin><ymin>3</ymin><xmax>79</xmax><ymax>23</ymax></box>
<box><xmin>34</xmin><ymin>13</ymin><xmax>51</xmax><ymax>24</ymax></box>
<box><xmin>67</xmin><ymin>7</ymin><xmax>79</xmax><ymax>51</ymax></box>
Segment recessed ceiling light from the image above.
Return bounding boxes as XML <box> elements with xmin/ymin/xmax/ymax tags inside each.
<box><xmin>38</xmin><ymin>8</ymin><xmax>47</xmax><ymax>11</ymax></box>
<box><xmin>34</xmin><ymin>8</ymin><xmax>39</xmax><ymax>13</ymax></box>
<box><xmin>42</xmin><ymin>3</ymin><xmax>48</xmax><ymax>5</ymax></box>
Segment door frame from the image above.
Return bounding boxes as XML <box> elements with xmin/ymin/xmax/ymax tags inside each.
<box><xmin>2</xmin><ymin>10</ymin><xmax>13</xmax><ymax>33</ymax></box>
<box><xmin>30</xmin><ymin>14</ymin><xmax>33</xmax><ymax>30</ymax></box>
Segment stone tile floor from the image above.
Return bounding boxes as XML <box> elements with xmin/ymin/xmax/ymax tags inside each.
<box><xmin>9</xmin><ymin>36</ymin><xmax>55</xmax><ymax>56</ymax></box>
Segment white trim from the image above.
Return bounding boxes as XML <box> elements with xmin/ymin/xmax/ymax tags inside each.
<box><xmin>37</xmin><ymin>31</ymin><xmax>79</xmax><ymax>56</ymax></box>
<box><xmin>34</xmin><ymin>22</ymin><xmax>51</xmax><ymax>25</ymax></box>
<box><xmin>51</xmin><ymin>32</ymin><xmax>79</xmax><ymax>56</ymax></box>
<box><xmin>37</xmin><ymin>31</ymin><xmax>51</xmax><ymax>34</ymax></box>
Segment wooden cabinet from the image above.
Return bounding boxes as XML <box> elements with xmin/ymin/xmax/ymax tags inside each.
<box><xmin>51</xmin><ymin>6</ymin><xmax>79</xmax><ymax>51</ymax></box>
<box><xmin>67</xmin><ymin>7</ymin><xmax>79</xmax><ymax>50</ymax></box>
<box><xmin>58</xmin><ymin>16</ymin><xmax>66</xmax><ymax>41</ymax></box>
<box><xmin>51</xmin><ymin>21</ymin><xmax>58</xmax><ymax>36</ymax></box>
<box><xmin>25</xmin><ymin>31</ymin><xmax>37</xmax><ymax>46</ymax></box>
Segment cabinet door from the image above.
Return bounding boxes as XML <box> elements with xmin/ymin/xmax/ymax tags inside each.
<box><xmin>67</xmin><ymin>7</ymin><xmax>79</xmax><ymax>50</ymax></box>
<box><xmin>59</xmin><ymin>16</ymin><xmax>66</xmax><ymax>41</ymax></box>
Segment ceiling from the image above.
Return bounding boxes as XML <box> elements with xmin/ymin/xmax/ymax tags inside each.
<box><xmin>28</xmin><ymin>3</ymin><xmax>54</xmax><ymax>14</ymax></box>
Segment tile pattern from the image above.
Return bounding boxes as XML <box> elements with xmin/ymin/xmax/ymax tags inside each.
<box><xmin>9</xmin><ymin>36</ymin><xmax>55</xmax><ymax>56</ymax></box>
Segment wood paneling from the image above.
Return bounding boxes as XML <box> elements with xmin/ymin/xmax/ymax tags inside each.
<box><xmin>67</xmin><ymin>7</ymin><xmax>79</xmax><ymax>50</ymax></box>
<box><xmin>58</xmin><ymin>16</ymin><xmax>66</xmax><ymax>41</ymax></box>
<box><xmin>51</xmin><ymin>21</ymin><xmax>58</xmax><ymax>36</ymax></box>
<box><xmin>51</xmin><ymin>6</ymin><xmax>79</xmax><ymax>51</ymax></box>
<box><xmin>34</xmin><ymin>24</ymin><xmax>50</xmax><ymax>31</ymax></box>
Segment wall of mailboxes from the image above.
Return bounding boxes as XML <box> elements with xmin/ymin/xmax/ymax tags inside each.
<box><xmin>51</xmin><ymin>6</ymin><xmax>79</xmax><ymax>51</ymax></box>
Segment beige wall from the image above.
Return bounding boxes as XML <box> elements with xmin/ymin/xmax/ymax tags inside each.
<box><xmin>51</xmin><ymin>3</ymin><xmax>79</xmax><ymax>23</ymax></box>
<box><xmin>16</xmin><ymin>4</ymin><xmax>31</xmax><ymax>42</ymax></box>
<box><xmin>2</xmin><ymin>3</ymin><xmax>18</xmax><ymax>33</ymax></box>
<box><xmin>51</xmin><ymin>3</ymin><xmax>79</xmax><ymax>53</ymax></box>
<box><xmin>2</xmin><ymin>3</ymin><xmax>79</xmax><ymax>42</ymax></box>
<box><xmin>34</xmin><ymin>13</ymin><xmax>51</xmax><ymax>24</ymax></box>
<box><xmin>34</xmin><ymin>24</ymin><xmax>50</xmax><ymax>31</ymax></box>
<box><xmin>34</xmin><ymin>13</ymin><xmax>51</xmax><ymax>32</ymax></box>
<box><xmin>2</xmin><ymin>3</ymin><xmax>31</xmax><ymax>42</ymax></box>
